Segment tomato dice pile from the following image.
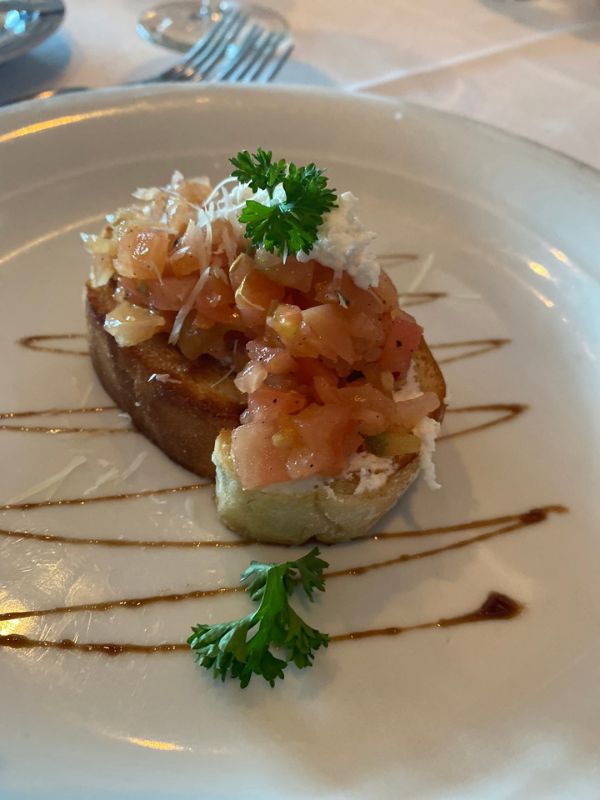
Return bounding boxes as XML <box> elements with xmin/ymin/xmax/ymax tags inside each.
<box><xmin>109</xmin><ymin>228</ymin><xmax>437</xmax><ymax>489</ymax></box>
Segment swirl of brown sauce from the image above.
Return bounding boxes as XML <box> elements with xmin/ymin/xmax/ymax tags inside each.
<box><xmin>0</xmin><ymin>592</ymin><xmax>523</xmax><ymax>656</ymax></box>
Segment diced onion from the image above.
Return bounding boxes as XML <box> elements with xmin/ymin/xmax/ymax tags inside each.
<box><xmin>234</xmin><ymin>361</ymin><xmax>268</xmax><ymax>394</ymax></box>
<box><xmin>104</xmin><ymin>300</ymin><xmax>166</xmax><ymax>347</ymax></box>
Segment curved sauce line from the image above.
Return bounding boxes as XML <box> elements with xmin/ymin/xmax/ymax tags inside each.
<box><xmin>440</xmin><ymin>403</ymin><xmax>528</xmax><ymax>441</ymax></box>
<box><xmin>327</xmin><ymin>506</ymin><xmax>566</xmax><ymax>579</ymax></box>
<box><xmin>0</xmin><ymin>505</ymin><xmax>564</xmax><ymax>550</ymax></box>
<box><xmin>0</xmin><ymin>424</ymin><xmax>134</xmax><ymax>434</ymax></box>
<box><xmin>0</xmin><ymin>405</ymin><xmax>131</xmax><ymax>435</ymax></box>
<box><xmin>399</xmin><ymin>291</ymin><xmax>447</xmax><ymax>308</ymax></box>
<box><xmin>0</xmin><ymin>406</ymin><xmax>117</xmax><ymax>419</ymax></box>
<box><xmin>0</xmin><ymin>585</ymin><xmax>243</xmax><ymax>623</ymax></box>
<box><xmin>378</xmin><ymin>253</ymin><xmax>420</xmax><ymax>263</ymax></box>
<box><xmin>330</xmin><ymin>591</ymin><xmax>522</xmax><ymax>642</ymax></box>
<box><xmin>0</xmin><ymin>526</ymin><xmax>248</xmax><ymax>549</ymax></box>
<box><xmin>0</xmin><ymin>483</ymin><xmax>209</xmax><ymax>512</ymax></box>
<box><xmin>0</xmin><ymin>592</ymin><xmax>523</xmax><ymax>656</ymax></box>
<box><xmin>431</xmin><ymin>338</ymin><xmax>511</xmax><ymax>366</ymax></box>
<box><xmin>0</xmin><ymin>404</ymin><xmax>129</xmax><ymax>434</ymax></box>
<box><xmin>0</xmin><ymin>506</ymin><xmax>566</xmax><ymax>624</ymax></box>
<box><xmin>18</xmin><ymin>333</ymin><xmax>88</xmax><ymax>357</ymax></box>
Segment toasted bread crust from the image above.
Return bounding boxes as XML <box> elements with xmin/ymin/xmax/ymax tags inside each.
<box><xmin>212</xmin><ymin>343</ymin><xmax>446</xmax><ymax>544</ymax></box>
<box><xmin>213</xmin><ymin>430</ymin><xmax>421</xmax><ymax>544</ymax></box>
<box><xmin>86</xmin><ymin>283</ymin><xmax>244</xmax><ymax>478</ymax></box>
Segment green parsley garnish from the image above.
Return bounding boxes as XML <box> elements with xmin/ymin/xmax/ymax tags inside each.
<box><xmin>229</xmin><ymin>148</ymin><xmax>337</xmax><ymax>257</ymax></box>
<box><xmin>230</xmin><ymin>147</ymin><xmax>287</xmax><ymax>194</ymax></box>
<box><xmin>188</xmin><ymin>547</ymin><xmax>329</xmax><ymax>688</ymax></box>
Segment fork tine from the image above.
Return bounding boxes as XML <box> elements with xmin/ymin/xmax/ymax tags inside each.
<box><xmin>181</xmin><ymin>13</ymin><xmax>250</xmax><ymax>81</ymax></box>
<box><xmin>212</xmin><ymin>24</ymin><xmax>264</xmax><ymax>81</ymax></box>
<box><xmin>220</xmin><ymin>28</ymin><xmax>271</xmax><ymax>82</ymax></box>
<box><xmin>157</xmin><ymin>10</ymin><xmax>243</xmax><ymax>82</ymax></box>
<box><xmin>229</xmin><ymin>30</ymin><xmax>276</xmax><ymax>82</ymax></box>
<box><xmin>241</xmin><ymin>32</ymin><xmax>289</xmax><ymax>83</ymax></box>
<box><xmin>257</xmin><ymin>41</ymin><xmax>294</xmax><ymax>83</ymax></box>
<box><xmin>179</xmin><ymin>10</ymin><xmax>241</xmax><ymax>65</ymax></box>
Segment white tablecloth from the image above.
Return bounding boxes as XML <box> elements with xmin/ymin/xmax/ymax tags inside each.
<box><xmin>2</xmin><ymin>0</ymin><xmax>600</xmax><ymax>169</ymax></box>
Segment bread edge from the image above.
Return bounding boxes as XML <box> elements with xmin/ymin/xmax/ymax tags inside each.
<box><xmin>213</xmin><ymin>340</ymin><xmax>446</xmax><ymax>544</ymax></box>
<box><xmin>86</xmin><ymin>283</ymin><xmax>244</xmax><ymax>478</ymax></box>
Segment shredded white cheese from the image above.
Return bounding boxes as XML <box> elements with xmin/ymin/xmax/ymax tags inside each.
<box><xmin>120</xmin><ymin>451</ymin><xmax>149</xmax><ymax>481</ymax></box>
<box><xmin>341</xmin><ymin>451</ymin><xmax>396</xmax><ymax>495</ymax></box>
<box><xmin>413</xmin><ymin>416</ymin><xmax>441</xmax><ymax>490</ymax></box>
<box><xmin>297</xmin><ymin>191</ymin><xmax>380</xmax><ymax>289</ymax></box>
<box><xmin>148</xmin><ymin>373</ymin><xmax>182</xmax><ymax>385</ymax></box>
<box><xmin>393</xmin><ymin>360</ymin><xmax>442</xmax><ymax>490</ymax></box>
<box><xmin>83</xmin><ymin>466</ymin><xmax>121</xmax><ymax>496</ymax></box>
<box><xmin>168</xmin><ymin>268</ymin><xmax>210</xmax><ymax>346</ymax></box>
<box><xmin>5</xmin><ymin>455</ymin><xmax>87</xmax><ymax>505</ymax></box>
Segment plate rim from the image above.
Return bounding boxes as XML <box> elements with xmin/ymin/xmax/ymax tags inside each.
<box><xmin>2</xmin><ymin>81</ymin><xmax>600</xmax><ymax>190</ymax></box>
<box><xmin>1</xmin><ymin>78</ymin><xmax>599</xmax><ymax>800</ymax></box>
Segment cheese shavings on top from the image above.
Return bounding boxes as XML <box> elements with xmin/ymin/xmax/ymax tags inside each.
<box><xmin>297</xmin><ymin>192</ymin><xmax>380</xmax><ymax>289</ymax></box>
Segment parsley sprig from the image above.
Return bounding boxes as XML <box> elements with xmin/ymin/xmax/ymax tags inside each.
<box><xmin>188</xmin><ymin>547</ymin><xmax>329</xmax><ymax>688</ymax></box>
<box><xmin>229</xmin><ymin>148</ymin><xmax>337</xmax><ymax>257</ymax></box>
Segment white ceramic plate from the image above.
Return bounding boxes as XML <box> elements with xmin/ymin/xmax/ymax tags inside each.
<box><xmin>0</xmin><ymin>85</ymin><xmax>599</xmax><ymax>799</ymax></box>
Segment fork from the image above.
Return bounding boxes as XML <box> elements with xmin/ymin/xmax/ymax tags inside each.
<box><xmin>154</xmin><ymin>10</ymin><xmax>293</xmax><ymax>85</ymax></box>
<box><xmin>5</xmin><ymin>9</ymin><xmax>294</xmax><ymax>104</ymax></box>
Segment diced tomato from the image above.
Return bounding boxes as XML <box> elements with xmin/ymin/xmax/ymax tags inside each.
<box><xmin>229</xmin><ymin>253</ymin><xmax>255</xmax><ymax>291</ymax></box>
<box><xmin>313</xmin><ymin>271</ymin><xmax>384</xmax><ymax>320</ymax></box>
<box><xmin>302</xmin><ymin>304</ymin><xmax>356</xmax><ymax>364</ymax></box>
<box><xmin>235</xmin><ymin>271</ymin><xmax>284</xmax><ymax>330</ymax></box>
<box><xmin>246</xmin><ymin>387</ymin><xmax>307</xmax><ymax>423</ymax></box>
<box><xmin>372</xmin><ymin>270</ymin><xmax>400</xmax><ymax>311</ymax></box>
<box><xmin>258</xmin><ymin>257</ymin><xmax>315</xmax><ymax>293</ymax></box>
<box><xmin>115</xmin><ymin>228</ymin><xmax>169</xmax><ymax>280</ymax></box>
<box><xmin>170</xmin><ymin>251</ymin><xmax>200</xmax><ymax>277</ymax></box>
<box><xmin>349</xmin><ymin>310</ymin><xmax>385</xmax><ymax>362</ymax></box>
<box><xmin>360</xmin><ymin>364</ymin><xmax>394</xmax><ymax>395</ymax></box>
<box><xmin>379</xmin><ymin>310</ymin><xmax>423</xmax><ymax>376</ymax></box>
<box><xmin>268</xmin><ymin>305</ymin><xmax>322</xmax><ymax>358</ymax></box>
<box><xmin>294</xmin><ymin>357</ymin><xmax>337</xmax><ymax>383</ymax></box>
<box><xmin>312</xmin><ymin>375</ymin><xmax>339</xmax><ymax>405</ymax></box>
<box><xmin>177</xmin><ymin>318</ymin><xmax>230</xmax><ymax>360</ymax></box>
<box><xmin>118</xmin><ymin>275</ymin><xmax>194</xmax><ymax>311</ymax></box>
<box><xmin>286</xmin><ymin>404</ymin><xmax>362</xmax><ymax>480</ymax></box>
<box><xmin>313</xmin><ymin>381</ymin><xmax>401</xmax><ymax>436</ymax></box>
<box><xmin>246</xmin><ymin>340</ymin><xmax>297</xmax><ymax>376</ymax></box>
<box><xmin>192</xmin><ymin>269</ymin><xmax>236</xmax><ymax>324</ymax></box>
<box><xmin>234</xmin><ymin>360</ymin><xmax>268</xmax><ymax>394</ymax></box>
<box><xmin>395</xmin><ymin>392</ymin><xmax>440</xmax><ymax>429</ymax></box>
<box><xmin>231</xmin><ymin>421</ymin><xmax>290</xmax><ymax>489</ymax></box>
<box><xmin>267</xmin><ymin>303</ymin><xmax>302</xmax><ymax>341</ymax></box>
<box><xmin>196</xmin><ymin>304</ymin><xmax>241</xmax><ymax>326</ymax></box>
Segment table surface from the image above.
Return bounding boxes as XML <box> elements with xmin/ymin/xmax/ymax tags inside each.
<box><xmin>1</xmin><ymin>1</ymin><xmax>600</xmax><ymax>167</ymax></box>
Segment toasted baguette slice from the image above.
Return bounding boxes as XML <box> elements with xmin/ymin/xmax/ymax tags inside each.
<box><xmin>86</xmin><ymin>283</ymin><xmax>244</xmax><ymax>478</ymax></box>
<box><xmin>212</xmin><ymin>341</ymin><xmax>446</xmax><ymax>545</ymax></box>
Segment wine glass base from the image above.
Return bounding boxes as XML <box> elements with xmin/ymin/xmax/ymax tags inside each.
<box><xmin>138</xmin><ymin>1</ymin><xmax>288</xmax><ymax>53</ymax></box>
